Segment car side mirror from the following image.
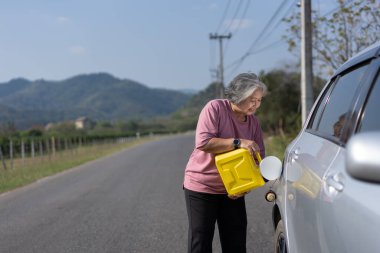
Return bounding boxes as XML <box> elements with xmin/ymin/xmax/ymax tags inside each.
<box><xmin>346</xmin><ymin>132</ymin><xmax>380</xmax><ymax>183</ymax></box>
<box><xmin>260</xmin><ymin>156</ymin><xmax>282</xmax><ymax>180</ymax></box>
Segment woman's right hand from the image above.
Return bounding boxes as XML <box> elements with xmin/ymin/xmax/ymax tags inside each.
<box><xmin>240</xmin><ymin>139</ymin><xmax>259</xmax><ymax>157</ymax></box>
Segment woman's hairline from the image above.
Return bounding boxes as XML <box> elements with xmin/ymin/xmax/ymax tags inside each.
<box><xmin>236</xmin><ymin>86</ymin><xmax>265</xmax><ymax>104</ymax></box>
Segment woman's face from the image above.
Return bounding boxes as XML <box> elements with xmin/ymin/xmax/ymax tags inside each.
<box><xmin>236</xmin><ymin>89</ymin><xmax>263</xmax><ymax>115</ymax></box>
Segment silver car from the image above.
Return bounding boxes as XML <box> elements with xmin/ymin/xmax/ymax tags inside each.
<box><xmin>268</xmin><ymin>42</ymin><xmax>380</xmax><ymax>252</ymax></box>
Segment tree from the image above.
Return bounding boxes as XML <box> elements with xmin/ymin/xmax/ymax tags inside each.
<box><xmin>46</xmin><ymin>122</ymin><xmax>82</xmax><ymax>137</ymax></box>
<box><xmin>126</xmin><ymin>120</ymin><xmax>140</xmax><ymax>132</ymax></box>
<box><xmin>283</xmin><ymin>0</ymin><xmax>380</xmax><ymax>74</ymax></box>
<box><xmin>22</xmin><ymin>128</ymin><xmax>44</xmax><ymax>137</ymax></box>
<box><xmin>258</xmin><ymin>69</ymin><xmax>326</xmax><ymax>136</ymax></box>
<box><xmin>0</xmin><ymin>122</ymin><xmax>18</xmax><ymax>138</ymax></box>
<box><xmin>258</xmin><ymin>70</ymin><xmax>301</xmax><ymax>136</ymax></box>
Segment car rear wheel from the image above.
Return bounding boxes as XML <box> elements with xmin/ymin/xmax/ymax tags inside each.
<box><xmin>275</xmin><ymin>219</ymin><xmax>287</xmax><ymax>253</ymax></box>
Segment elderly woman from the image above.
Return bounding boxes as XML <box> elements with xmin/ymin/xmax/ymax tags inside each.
<box><xmin>183</xmin><ymin>72</ymin><xmax>267</xmax><ymax>253</ymax></box>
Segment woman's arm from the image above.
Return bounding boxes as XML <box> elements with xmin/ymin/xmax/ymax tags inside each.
<box><xmin>199</xmin><ymin>137</ymin><xmax>260</xmax><ymax>156</ymax></box>
<box><xmin>198</xmin><ymin>138</ymin><xmax>235</xmax><ymax>154</ymax></box>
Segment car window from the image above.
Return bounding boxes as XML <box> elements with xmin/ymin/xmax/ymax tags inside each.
<box><xmin>309</xmin><ymin>79</ymin><xmax>335</xmax><ymax>130</ymax></box>
<box><xmin>316</xmin><ymin>64</ymin><xmax>368</xmax><ymax>139</ymax></box>
<box><xmin>358</xmin><ymin>72</ymin><xmax>380</xmax><ymax>132</ymax></box>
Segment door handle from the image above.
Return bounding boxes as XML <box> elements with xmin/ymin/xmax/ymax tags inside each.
<box><xmin>326</xmin><ymin>175</ymin><xmax>344</xmax><ymax>192</ymax></box>
<box><xmin>290</xmin><ymin>148</ymin><xmax>300</xmax><ymax>164</ymax></box>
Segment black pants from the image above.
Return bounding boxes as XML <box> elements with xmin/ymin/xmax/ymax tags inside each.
<box><xmin>184</xmin><ymin>188</ymin><xmax>247</xmax><ymax>253</ymax></box>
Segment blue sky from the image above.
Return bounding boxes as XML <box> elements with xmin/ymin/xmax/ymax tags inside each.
<box><xmin>0</xmin><ymin>0</ymin><xmax>335</xmax><ymax>90</ymax></box>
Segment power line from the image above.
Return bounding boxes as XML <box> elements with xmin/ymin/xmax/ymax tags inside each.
<box><xmin>257</xmin><ymin>0</ymin><xmax>355</xmax><ymax>57</ymax></box>
<box><xmin>227</xmin><ymin>0</ymin><xmax>251</xmax><ymax>36</ymax></box>
<box><xmin>226</xmin><ymin>40</ymin><xmax>285</xmax><ymax>77</ymax></box>
<box><xmin>211</xmin><ymin>0</ymin><xmax>233</xmax><ymax>83</ymax></box>
<box><xmin>251</xmin><ymin>39</ymin><xmax>285</xmax><ymax>54</ymax></box>
<box><xmin>215</xmin><ymin>0</ymin><xmax>232</xmax><ymax>33</ymax></box>
<box><xmin>245</xmin><ymin>0</ymin><xmax>290</xmax><ymax>53</ymax></box>
<box><xmin>258</xmin><ymin>0</ymin><xmax>298</xmax><ymax>45</ymax></box>
<box><xmin>223</xmin><ymin>0</ymin><xmax>358</xmax><ymax>81</ymax></box>
<box><xmin>222</xmin><ymin>0</ymin><xmax>244</xmax><ymax>35</ymax></box>
<box><xmin>223</xmin><ymin>0</ymin><xmax>251</xmax><ymax>54</ymax></box>
<box><xmin>211</xmin><ymin>0</ymin><xmax>250</xmax><ymax>85</ymax></box>
<box><xmin>225</xmin><ymin>0</ymin><xmax>291</xmax><ymax>76</ymax></box>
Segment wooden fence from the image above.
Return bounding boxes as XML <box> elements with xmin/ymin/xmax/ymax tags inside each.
<box><xmin>0</xmin><ymin>133</ymin><xmax>149</xmax><ymax>170</ymax></box>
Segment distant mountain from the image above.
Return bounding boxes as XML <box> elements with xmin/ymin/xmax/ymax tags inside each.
<box><xmin>0</xmin><ymin>78</ymin><xmax>31</xmax><ymax>98</ymax></box>
<box><xmin>0</xmin><ymin>73</ymin><xmax>191</xmax><ymax>129</ymax></box>
<box><xmin>157</xmin><ymin>82</ymin><xmax>220</xmax><ymax>132</ymax></box>
<box><xmin>170</xmin><ymin>82</ymin><xmax>218</xmax><ymax>124</ymax></box>
<box><xmin>176</xmin><ymin>88</ymin><xmax>199</xmax><ymax>95</ymax></box>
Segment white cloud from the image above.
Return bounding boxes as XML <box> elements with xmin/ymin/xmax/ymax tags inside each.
<box><xmin>56</xmin><ymin>16</ymin><xmax>70</xmax><ymax>24</ymax></box>
<box><xmin>69</xmin><ymin>46</ymin><xmax>86</xmax><ymax>55</ymax></box>
<box><xmin>225</xmin><ymin>19</ymin><xmax>253</xmax><ymax>31</ymax></box>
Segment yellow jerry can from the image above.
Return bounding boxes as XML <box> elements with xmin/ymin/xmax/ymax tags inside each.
<box><xmin>215</xmin><ymin>148</ymin><xmax>265</xmax><ymax>195</ymax></box>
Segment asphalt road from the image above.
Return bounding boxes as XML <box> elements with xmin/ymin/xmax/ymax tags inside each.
<box><xmin>0</xmin><ymin>133</ymin><xmax>274</xmax><ymax>253</ymax></box>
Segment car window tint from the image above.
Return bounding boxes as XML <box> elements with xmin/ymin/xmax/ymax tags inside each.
<box><xmin>309</xmin><ymin>80</ymin><xmax>334</xmax><ymax>130</ymax></box>
<box><xmin>317</xmin><ymin>65</ymin><xmax>368</xmax><ymax>138</ymax></box>
<box><xmin>358</xmin><ymin>73</ymin><xmax>380</xmax><ymax>132</ymax></box>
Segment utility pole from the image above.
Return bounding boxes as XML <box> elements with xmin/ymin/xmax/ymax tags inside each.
<box><xmin>301</xmin><ymin>0</ymin><xmax>314</xmax><ymax>124</ymax></box>
<box><xmin>209</xmin><ymin>33</ymin><xmax>232</xmax><ymax>98</ymax></box>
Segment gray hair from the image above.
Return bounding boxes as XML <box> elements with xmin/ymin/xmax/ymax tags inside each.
<box><xmin>225</xmin><ymin>73</ymin><xmax>267</xmax><ymax>104</ymax></box>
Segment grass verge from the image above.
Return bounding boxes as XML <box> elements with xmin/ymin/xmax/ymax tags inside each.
<box><xmin>264</xmin><ymin>134</ymin><xmax>294</xmax><ymax>161</ymax></box>
<box><xmin>0</xmin><ymin>136</ymin><xmax>161</xmax><ymax>194</ymax></box>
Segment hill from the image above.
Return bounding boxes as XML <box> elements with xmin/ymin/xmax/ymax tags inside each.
<box><xmin>168</xmin><ymin>82</ymin><xmax>219</xmax><ymax>131</ymax></box>
<box><xmin>0</xmin><ymin>73</ymin><xmax>191</xmax><ymax>129</ymax></box>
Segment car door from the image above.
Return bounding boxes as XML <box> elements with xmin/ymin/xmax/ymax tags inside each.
<box><xmin>284</xmin><ymin>62</ymin><xmax>370</xmax><ymax>253</ymax></box>
<box><xmin>318</xmin><ymin>61</ymin><xmax>380</xmax><ymax>253</ymax></box>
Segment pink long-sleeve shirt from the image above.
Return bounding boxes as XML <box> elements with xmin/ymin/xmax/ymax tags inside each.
<box><xmin>183</xmin><ymin>99</ymin><xmax>265</xmax><ymax>194</ymax></box>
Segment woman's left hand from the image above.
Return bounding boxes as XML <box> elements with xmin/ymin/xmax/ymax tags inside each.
<box><xmin>240</xmin><ymin>139</ymin><xmax>259</xmax><ymax>157</ymax></box>
<box><xmin>228</xmin><ymin>191</ymin><xmax>250</xmax><ymax>199</ymax></box>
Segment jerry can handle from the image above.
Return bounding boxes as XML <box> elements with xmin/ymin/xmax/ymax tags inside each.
<box><xmin>254</xmin><ymin>151</ymin><xmax>262</xmax><ymax>164</ymax></box>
